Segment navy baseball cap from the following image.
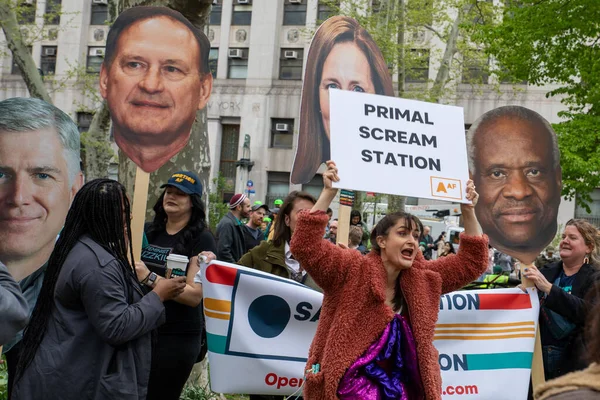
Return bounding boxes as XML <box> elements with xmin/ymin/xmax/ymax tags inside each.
<box><xmin>160</xmin><ymin>171</ymin><xmax>203</xmax><ymax>196</ymax></box>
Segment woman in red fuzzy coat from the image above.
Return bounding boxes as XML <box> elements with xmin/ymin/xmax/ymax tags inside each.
<box><xmin>290</xmin><ymin>162</ymin><xmax>489</xmax><ymax>400</ymax></box>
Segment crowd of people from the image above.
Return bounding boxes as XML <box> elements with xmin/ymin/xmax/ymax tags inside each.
<box><xmin>1</xmin><ymin>153</ymin><xmax>599</xmax><ymax>399</ymax></box>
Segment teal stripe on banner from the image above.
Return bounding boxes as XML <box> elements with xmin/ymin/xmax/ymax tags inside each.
<box><xmin>466</xmin><ymin>352</ymin><xmax>533</xmax><ymax>370</ymax></box>
<box><xmin>207</xmin><ymin>333</ymin><xmax>227</xmax><ymax>354</ymax></box>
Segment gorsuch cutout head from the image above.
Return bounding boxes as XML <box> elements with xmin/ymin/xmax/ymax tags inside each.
<box><xmin>0</xmin><ymin>97</ymin><xmax>83</xmax><ymax>281</ymax></box>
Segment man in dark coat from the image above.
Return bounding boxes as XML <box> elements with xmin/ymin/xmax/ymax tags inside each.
<box><xmin>216</xmin><ymin>193</ymin><xmax>251</xmax><ymax>263</ymax></box>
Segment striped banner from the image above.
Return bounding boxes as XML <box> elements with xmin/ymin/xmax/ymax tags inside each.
<box><xmin>201</xmin><ymin>262</ymin><xmax>541</xmax><ymax>399</ymax></box>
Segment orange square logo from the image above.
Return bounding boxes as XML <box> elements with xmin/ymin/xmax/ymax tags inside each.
<box><xmin>430</xmin><ymin>177</ymin><xmax>462</xmax><ymax>200</ymax></box>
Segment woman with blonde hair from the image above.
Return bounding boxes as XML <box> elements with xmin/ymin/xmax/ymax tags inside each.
<box><xmin>290</xmin><ymin>16</ymin><xmax>394</xmax><ymax>184</ymax></box>
<box><xmin>523</xmin><ymin>219</ymin><xmax>600</xmax><ymax>380</ymax></box>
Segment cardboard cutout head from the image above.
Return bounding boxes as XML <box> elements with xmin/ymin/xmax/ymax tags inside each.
<box><xmin>467</xmin><ymin>106</ymin><xmax>562</xmax><ymax>263</ymax></box>
<box><xmin>0</xmin><ymin>97</ymin><xmax>83</xmax><ymax>281</ymax></box>
<box><xmin>100</xmin><ymin>6</ymin><xmax>213</xmax><ymax>173</ymax></box>
<box><xmin>291</xmin><ymin>16</ymin><xmax>394</xmax><ymax>184</ymax></box>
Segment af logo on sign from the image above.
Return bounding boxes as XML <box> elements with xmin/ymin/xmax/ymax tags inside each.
<box><xmin>431</xmin><ymin>177</ymin><xmax>462</xmax><ymax>200</ymax></box>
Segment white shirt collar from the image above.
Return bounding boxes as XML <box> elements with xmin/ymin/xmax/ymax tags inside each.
<box><xmin>285</xmin><ymin>242</ymin><xmax>303</xmax><ymax>275</ymax></box>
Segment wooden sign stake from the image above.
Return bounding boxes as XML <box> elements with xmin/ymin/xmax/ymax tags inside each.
<box><xmin>519</xmin><ymin>261</ymin><xmax>546</xmax><ymax>389</ymax></box>
<box><xmin>336</xmin><ymin>190</ymin><xmax>355</xmax><ymax>246</ymax></box>
<box><xmin>131</xmin><ymin>167</ymin><xmax>150</xmax><ymax>263</ymax></box>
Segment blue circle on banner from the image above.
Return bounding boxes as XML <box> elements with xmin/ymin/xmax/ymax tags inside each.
<box><xmin>248</xmin><ymin>295</ymin><xmax>291</xmax><ymax>338</ymax></box>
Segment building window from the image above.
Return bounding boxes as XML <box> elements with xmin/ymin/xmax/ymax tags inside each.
<box><xmin>575</xmin><ymin>189</ymin><xmax>600</xmax><ymax>227</ymax></box>
<box><xmin>45</xmin><ymin>0</ymin><xmax>61</xmax><ymax>25</ymax></box>
<box><xmin>283</xmin><ymin>0</ymin><xmax>307</xmax><ymax>25</ymax></box>
<box><xmin>406</xmin><ymin>49</ymin><xmax>430</xmax><ymax>83</ymax></box>
<box><xmin>77</xmin><ymin>112</ymin><xmax>94</xmax><ymax>133</ymax></box>
<box><xmin>318</xmin><ymin>0</ymin><xmax>338</xmax><ymax>21</ymax></box>
<box><xmin>86</xmin><ymin>47</ymin><xmax>105</xmax><ymax>74</ymax></box>
<box><xmin>209</xmin><ymin>48</ymin><xmax>219</xmax><ymax>78</ymax></box>
<box><xmin>17</xmin><ymin>0</ymin><xmax>36</xmax><ymax>24</ymax></box>
<box><xmin>40</xmin><ymin>46</ymin><xmax>57</xmax><ymax>75</ymax></box>
<box><xmin>227</xmin><ymin>48</ymin><xmax>248</xmax><ymax>79</ymax></box>
<box><xmin>279</xmin><ymin>48</ymin><xmax>303</xmax><ymax>80</ymax></box>
<box><xmin>209</xmin><ymin>0</ymin><xmax>222</xmax><ymax>25</ymax></box>
<box><xmin>302</xmin><ymin>174</ymin><xmax>324</xmax><ymax>200</ymax></box>
<box><xmin>232</xmin><ymin>3</ymin><xmax>252</xmax><ymax>25</ymax></box>
<box><xmin>11</xmin><ymin>46</ymin><xmax>32</xmax><ymax>75</ymax></box>
<box><xmin>219</xmin><ymin>124</ymin><xmax>240</xmax><ymax>195</ymax></box>
<box><xmin>271</xmin><ymin>118</ymin><xmax>294</xmax><ymax>149</ymax></box>
<box><xmin>266</xmin><ymin>172</ymin><xmax>290</xmax><ymax>207</ymax></box>
<box><xmin>90</xmin><ymin>2</ymin><xmax>109</xmax><ymax>25</ymax></box>
<box><xmin>462</xmin><ymin>52</ymin><xmax>489</xmax><ymax>84</ymax></box>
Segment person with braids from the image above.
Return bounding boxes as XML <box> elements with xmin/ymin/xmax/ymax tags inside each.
<box><xmin>137</xmin><ymin>170</ymin><xmax>217</xmax><ymax>400</ymax></box>
<box><xmin>12</xmin><ymin>179</ymin><xmax>186</xmax><ymax>400</ymax></box>
<box><xmin>290</xmin><ymin>161</ymin><xmax>489</xmax><ymax>399</ymax></box>
<box><xmin>522</xmin><ymin>219</ymin><xmax>600</xmax><ymax>380</ymax></box>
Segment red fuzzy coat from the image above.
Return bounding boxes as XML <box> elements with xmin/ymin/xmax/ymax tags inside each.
<box><xmin>290</xmin><ymin>210</ymin><xmax>489</xmax><ymax>399</ymax></box>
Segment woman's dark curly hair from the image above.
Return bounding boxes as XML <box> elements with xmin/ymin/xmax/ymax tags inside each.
<box><xmin>145</xmin><ymin>188</ymin><xmax>207</xmax><ymax>255</ymax></box>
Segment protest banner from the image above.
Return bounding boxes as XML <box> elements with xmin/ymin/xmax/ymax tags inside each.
<box><xmin>329</xmin><ymin>89</ymin><xmax>469</xmax><ymax>202</ymax></box>
<box><xmin>201</xmin><ymin>261</ymin><xmax>321</xmax><ymax>395</ymax></box>
<box><xmin>202</xmin><ymin>261</ymin><xmax>540</xmax><ymax>398</ymax></box>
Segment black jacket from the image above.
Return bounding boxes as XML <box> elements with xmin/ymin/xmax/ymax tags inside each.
<box><xmin>13</xmin><ymin>236</ymin><xmax>165</xmax><ymax>400</ymax></box>
<box><xmin>216</xmin><ymin>212</ymin><xmax>246</xmax><ymax>263</ymax></box>
<box><xmin>0</xmin><ymin>261</ymin><xmax>28</xmax><ymax>345</ymax></box>
<box><xmin>242</xmin><ymin>224</ymin><xmax>263</xmax><ymax>253</ymax></box>
<box><xmin>540</xmin><ymin>261</ymin><xmax>598</xmax><ymax>374</ymax></box>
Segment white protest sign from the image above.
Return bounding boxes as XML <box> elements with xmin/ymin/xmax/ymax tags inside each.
<box><xmin>435</xmin><ymin>288</ymin><xmax>540</xmax><ymax>399</ymax></box>
<box><xmin>202</xmin><ymin>261</ymin><xmax>539</xmax><ymax>399</ymax></box>
<box><xmin>330</xmin><ymin>89</ymin><xmax>469</xmax><ymax>202</ymax></box>
<box><xmin>201</xmin><ymin>261</ymin><xmax>321</xmax><ymax>395</ymax></box>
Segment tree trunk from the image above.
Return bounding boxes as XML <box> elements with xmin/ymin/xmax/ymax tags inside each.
<box><xmin>0</xmin><ymin>0</ymin><xmax>51</xmax><ymax>102</ymax></box>
<box><xmin>387</xmin><ymin>194</ymin><xmax>406</xmax><ymax>213</ymax></box>
<box><xmin>352</xmin><ymin>191</ymin><xmax>363</xmax><ymax>213</ymax></box>
<box><xmin>396</xmin><ymin>0</ymin><xmax>405</xmax><ymax>98</ymax></box>
<box><xmin>116</xmin><ymin>0</ymin><xmax>213</xmax><ymax>220</ymax></box>
<box><xmin>430</xmin><ymin>5</ymin><xmax>471</xmax><ymax>102</ymax></box>
<box><xmin>82</xmin><ymin>101</ymin><xmax>114</xmax><ymax>180</ymax></box>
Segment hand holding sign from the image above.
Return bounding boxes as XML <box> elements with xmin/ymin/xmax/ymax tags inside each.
<box><xmin>322</xmin><ymin>160</ymin><xmax>340</xmax><ymax>189</ymax></box>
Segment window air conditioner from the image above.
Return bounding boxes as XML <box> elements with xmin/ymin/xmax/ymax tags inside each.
<box><xmin>93</xmin><ymin>0</ymin><xmax>108</xmax><ymax>4</ymax></box>
<box><xmin>89</xmin><ymin>48</ymin><xmax>105</xmax><ymax>57</ymax></box>
<box><xmin>237</xmin><ymin>0</ymin><xmax>251</xmax><ymax>4</ymax></box>
<box><xmin>289</xmin><ymin>0</ymin><xmax>302</xmax><ymax>4</ymax></box>
<box><xmin>275</xmin><ymin>123</ymin><xmax>289</xmax><ymax>132</ymax></box>
<box><xmin>284</xmin><ymin>50</ymin><xmax>298</xmax><ymax>59</ymax></box>
<box><xmin>44</xmin><ymin>48</ymin><xmax>56</xmax><ymax>56</ymax></box>
<box><xmin>228</xmin><ymin>49</ymin><xmax>243</xmax><ymax>58</ymax></box>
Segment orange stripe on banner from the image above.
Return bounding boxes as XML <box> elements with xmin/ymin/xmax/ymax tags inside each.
<box><xmin>205</xmin><ymin>310</ymin><xmax>230</xmax><ymax>320</ymax></box>
<box><xmin>204</xmin><ymin>298</ymin><xmax>231</xmax><ymax>313</ymax></box>
<box><xmin>436</xmin><ymin>321</ymin><xmax>535</xmax><ymax>328</ymax></box>
<box><xmin>435</xmin><ymin>327</ymin><xmax>536</xmax><ymax>334</ymax></box>
<box><xmin>434</xmin><ymin>334</ymin><xmax>536</xmax><ymax>341</ymax></box>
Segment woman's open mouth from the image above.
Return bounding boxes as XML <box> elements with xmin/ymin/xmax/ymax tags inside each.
<box><xmin>401</xmin><ymin>248</ymin><xmax>414</xmax><ymax>259</ymax></box>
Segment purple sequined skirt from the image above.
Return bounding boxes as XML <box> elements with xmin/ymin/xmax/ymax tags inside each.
<box><xmin>337</xmin><ymin>314</ymin><xmax>424</xmax><ymax>400</ymax></box>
